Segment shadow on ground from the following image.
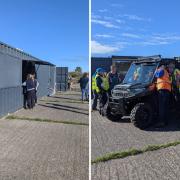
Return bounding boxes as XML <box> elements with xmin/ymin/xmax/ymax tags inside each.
<box><xmin>107</xmin><ymin>114</ymin><xmax>180</xmax><ymax>132</ymax></box>
<box><xmin>50</xmin><ymin>96</ymin><xmax>80</xmax><ymax>101</ymax></box>
<box><xmin>39</xmin><ymin>104</ymin><xmax>89</xmax><ymax>116</ymax></box>
<box><xmin>45</xmin><ymin>103</ymin><xmax>88</xmax><ymax>111</ymax></box>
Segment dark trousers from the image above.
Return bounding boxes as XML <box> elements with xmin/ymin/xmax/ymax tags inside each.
<box><xmin>99</xmin><ymin>92</ymin><xmax>108</xmax><ymax>110</ymax></box>
<box><xmin>34</xmin><ymin>91</ymin><xmax>37</xmax><ymax>104</ymax></box>
<box><xmin>23</xmin><ymin>94</ymin><xmax>27</xmax><ymax>109</ymax></box>
<box><xmin>27</xmin><ymin>90</ymin><xmax>35</xmax><ymax>109</ymax></box>
<box><xmin>158</xmin><ymin>89</ymin><xmax>170</xmax><ymax>124</ymax></box>
<box><xmin>92</xmin><ymin>90</ymin><xmax>98</xmax><ymax>110</ymax></box>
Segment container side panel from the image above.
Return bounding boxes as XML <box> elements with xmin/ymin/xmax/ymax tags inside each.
<box><xmin>0</xmin><ymin>86</ymin><xmax>23</xmax><ymax>118</ymax></box>
<box><xmin>0</xmin><ymin>52</ymin><xmax>22</xmax><ymax>88</ymax></box>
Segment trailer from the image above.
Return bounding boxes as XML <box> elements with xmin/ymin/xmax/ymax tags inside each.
<box><xmin>0</xmin><ymin>41</ymin><xmax>56</xmax><ymax>117</ymax></box>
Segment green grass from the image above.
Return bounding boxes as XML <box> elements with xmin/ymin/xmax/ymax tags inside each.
<box><xmin>6</xmin><ymin>115</ymin><xmax>88</xmax><ymax>126</ymax></box>
<box><xmin>92</xmin><ymin>141</ymin><xmax>180</xmax><ymax>164</ymax></box>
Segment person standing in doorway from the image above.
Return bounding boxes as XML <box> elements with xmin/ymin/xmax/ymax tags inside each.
<box><xmin>22</xmin><ymin>74</ymin><xmax>36</xmax><ymax>109</ymax></box>
<box><xmin>32</xmin><ymin>74</ymin><xmax>39</xmax><ymax>104</ymax></box>
<box><xmin>22</xmin><ymin>75</ymin><xmax>28</xmax><ymax>109</ymax></box>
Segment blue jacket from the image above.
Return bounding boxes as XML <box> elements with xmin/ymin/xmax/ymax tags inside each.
<box><xmin>79</xmin><ymin>77</ymin><xmax>89</xmax><ymax>89</ymax></box>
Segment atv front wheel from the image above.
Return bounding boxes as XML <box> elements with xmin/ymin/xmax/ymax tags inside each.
<box><xmin>130</xmin><ymin>103</ymin><xmax>153</xmax><ymax>129</ymax></box>
<box><xmin>106</xmin><ymin>106</ymin><xmax>122</xmax><ymax>121</ymax></box>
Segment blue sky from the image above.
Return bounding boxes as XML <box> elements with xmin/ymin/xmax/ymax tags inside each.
<box><xmin>91</xmin><ymin>0</ymin><xmax>180</xmax><ymax>58</ymax></box>
<box><xmin>0</xmin><ymin>0</ymin><xmax>88</xmax><ymax>71</ymax></box>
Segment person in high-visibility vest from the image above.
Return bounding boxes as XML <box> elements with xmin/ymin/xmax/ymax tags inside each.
<box><xmin>96</xmin><ymin>70</ymin><xmax>109</xmax><ymax>115</ymax></box>
<box><xmin>94</xmin><ymin>68</ymin><xmax>109</xmax><ymax>114</ymax></box>
<box><xmin>92</xmin><ymin>68</ymin><xmax>105</xmax><ymax>111</ymax></box>
<box><xmin>168</xmin><ymin>62</ymin><xmax>180</xmax><ymax>98</ymax></box>
<box><xmin>155</xmin><ymin>65</ymin><xmax>172</xmax><ymax>127</ymax></box>
<box><xmin>92</xmin><ymin>71</ymin><xmax>98</xmax><ymax>110</ymax></box>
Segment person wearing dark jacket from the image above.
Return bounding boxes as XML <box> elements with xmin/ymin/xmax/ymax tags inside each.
<box><xmin>79</xmin><ymin>73</ymin><xmax>89</xmax><ymax>101</ymax></box>
<box><xmin>22</xmin><ymin>75</ymin><xmax>28</xmax><ymax>109</ymax></box>
<box><xmin>107</xmin><ymin>65</ymin><xmax>121</xmax><ymax>95</ymax></box>
<box><xmin>22</xmin><ymin>74</ymin><xmax>36</xmax><ymax>109</ymax></box>
<box><xmin>32</xmin><ymin>74</ymin><xmax>39</xmax><ymax>104</ymax></box>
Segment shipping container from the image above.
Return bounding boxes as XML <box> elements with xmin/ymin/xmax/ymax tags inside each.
<box><xmin>56</xmin><ymin>67</ymin><xmax>68</xmax><ymax>91</ymax></box>
<box><xmin>0</xmin><ymin>41</ymin><xmax>56</xmax><ymax>117</ymax></box>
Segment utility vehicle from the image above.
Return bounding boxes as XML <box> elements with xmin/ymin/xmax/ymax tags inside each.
<box><xmin>106</xmin><ymin>55</ymin><xmax>180</xmax><ymax>129</ymax></box>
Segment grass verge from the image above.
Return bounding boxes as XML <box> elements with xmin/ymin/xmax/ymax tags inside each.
<box><xmin>6</xmin><ymin>115</ymin><xmax>88</xmax><ymax>126</ymax></box>
<box><xmin>92</xmin><ymin>141</ymin><xmax>180</xmax><ymax>164</ymax></box>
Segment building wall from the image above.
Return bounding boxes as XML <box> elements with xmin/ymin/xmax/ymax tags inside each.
<box><xmin>36</xmin><ymin>64</ymin><xmax>56</xmax><ymax>97</ymax></box>
<box><xmin>0</xmin><ymin>51</ymin><xmax>22</xmax><ymax>88</ymax></box>
<box><xmin>0</xmin><ymin>42</ymin><xmax>56</xmax><ymax>117</ymax></box>
<box><xmin>0</xmin><ymin>51</ymin><xmax>23</xmax><ymax>117</ymax></box>
<box><xmin>50</xmin><ymin>66</ymin><xmax>56</xmax><ymax>94</ymax></box>
<box><xmin>91</xmin><ymin>57</ymin><xmax>112</xmax><ymax>75</ymax></box>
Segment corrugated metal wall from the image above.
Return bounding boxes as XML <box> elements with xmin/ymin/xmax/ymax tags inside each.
<box><xmin>36</xmin><ymin>64</ymin><xmax>56</xmax><ymax>97</ymax></box>
<box><xmin>50</xmin><ymin>66</ymin><xmax>56</xmax><ymax>94</ymax></box>
<box><xmin>56</xmin><ymin>67</ymin><xmax>68</xmax><ymax>91</ymax></box>
<box><xmin>0</xmin><ymin>87</ymin><xmax>23</xmax><ymax>117</ymax></box>
<box><xmin>0</xmin><ymin>42</ymin><xmax>56</xmax><ymax>117</ymax></box>
<box><xmin>0</xmin><ymin>51</ymin><xmax>23</xmax><ymax>117</ymax></box>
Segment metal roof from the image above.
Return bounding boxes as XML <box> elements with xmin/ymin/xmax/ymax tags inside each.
<box><xmin>0</xmin><ymin>41</ymin><xmax>55</xmax><ymax>66</ymax></box>
<box><xmin>112</xmin><ymin>55</ymin><xmax>142</xmax><ymax>60</ymax></box>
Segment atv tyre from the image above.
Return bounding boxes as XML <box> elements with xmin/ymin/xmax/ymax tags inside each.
<box><xmin>130</xmin><ymin>103</ymin><xmax>153</xmax><ymax>129</ymax></box>
<box><xmin>106</xmin><ymin>106</ymin><xmax>122</xmax><ymax>121</ymax></box>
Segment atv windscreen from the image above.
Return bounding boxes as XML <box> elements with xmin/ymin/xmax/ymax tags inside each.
<box><xmin>123</xmin><ymin>63</ymin><xmax>158</xmax><ymax>85</ymax></box>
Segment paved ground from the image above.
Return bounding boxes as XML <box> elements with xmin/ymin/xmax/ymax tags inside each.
<box><xmin>92</xmin><ymin>145</ymin><xmax>180</xmax><ymax>180</ymax></box>
<box><xmin>92</xmin><ymin>110</ymin><xmax>180</xmax><ymax>179</ymax></box>
<box><xmin>0</xmin><ymin>91</ymin><xmax>88</xmax><ymax>180</ymax></box>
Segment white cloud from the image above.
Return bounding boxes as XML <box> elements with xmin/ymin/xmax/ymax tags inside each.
<box><xmin>121</xmin><ymin>33</ymin><xmax>141</xmax><ymax>38</ymax></box>
<box><xmin>91</xmin><ymin>14</ymin><xmax>101</xmax><ymax>19</ymax></box>
<box><xmin>122</xmin><ymin>14</ymin><xmax>151</xmax><ymax>22</ymax></box>
<box><xmin>91</xmin><ymin>40</ymin><xmax>120</xmax><ymax>54</ymax></box>
<box><xmin>152</xmin><ymin>35</ymin><xmax>180</xmax><ymax>41</ymax></box>
<box><xmin>98</xmin><ymin>9</ymin><xmax>108</xmax><ymax>13</ymax></box>
<box><xmin>95</xmin><ymin>34</ymin><xmax>114</xmax><ymax>38</ymax></box>
<box><xmin>104</xmin><ymin>16</ymin><xmax>113</xmax><ymax>20</ymax></box>
<box><xmin>116</xmin><ymin>19</ymin><xmax>125</xmax><ymax>24</ymax></box>
<box><xmin>140</xmin><ymin>34</ymin><xmax>180</xmax><ymax>46</ymax></box>
<box><xmin>91</xmin><ymin>19</ymin><xmax>119</xmax><ymax>28</ymax></box>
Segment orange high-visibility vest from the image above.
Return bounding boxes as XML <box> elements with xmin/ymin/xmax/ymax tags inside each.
<box><xmin>156</xmin><ymin>69</ymin><xmax>171</xmax><ymax>92</ymax></box>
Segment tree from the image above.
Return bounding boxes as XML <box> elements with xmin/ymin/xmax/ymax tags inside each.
<box><xmin>75</xmin><ymin>67</ymin><xmax>82</xmax><ymax>74</ymax></box>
